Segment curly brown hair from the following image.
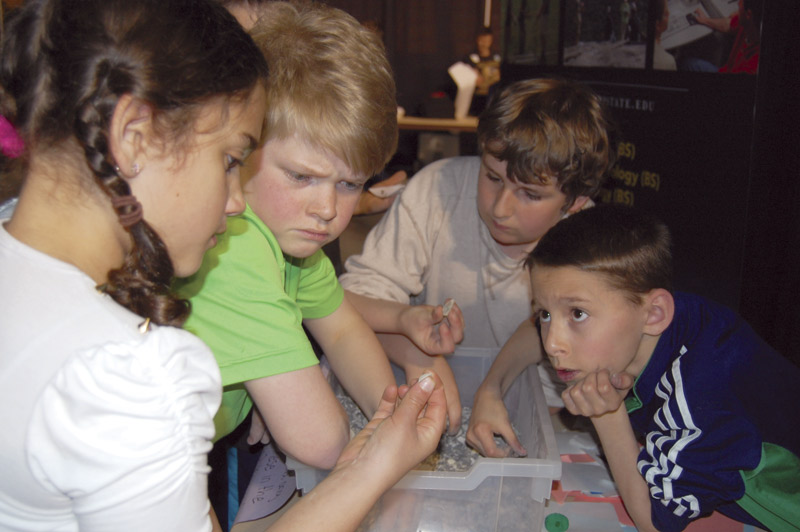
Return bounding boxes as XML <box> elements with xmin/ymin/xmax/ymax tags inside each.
<box><xmin>478</xmin><ymin>78</ymin><xmax>616</xmax><ymax>210</ymax></box>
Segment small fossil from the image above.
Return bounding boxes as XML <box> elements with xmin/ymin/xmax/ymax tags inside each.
<box><xmin>442</xmin><ymin>298</ymin><xmax>455</xmax><ymax>317</ymax></box>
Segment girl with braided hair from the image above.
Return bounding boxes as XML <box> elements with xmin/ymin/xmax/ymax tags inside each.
<box><xmin>0</xmin><ymin>2</ymin><xmax>446</xmax><ymax>530</ymax></box>
<box><xmin>0</xmin><ymin>0</ymin><xmax>266</xmax><ymax>528</ymax></box>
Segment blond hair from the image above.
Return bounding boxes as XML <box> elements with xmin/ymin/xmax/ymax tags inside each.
<box><xmin>249</xmin><ymin>1</ymin><xmax>397</xmax><ymax>178</ymax></box>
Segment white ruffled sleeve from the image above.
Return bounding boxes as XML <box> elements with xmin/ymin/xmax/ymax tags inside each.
<box><xmin>27</xmin><ymin>327</ymin><xmax>221</xmax><ymax>532</ymax></box>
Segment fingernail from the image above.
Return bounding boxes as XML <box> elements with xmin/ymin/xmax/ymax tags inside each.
<box><xmin>418</xmin><ymin>372</ymin><xmax>435</xmax><ymax>391</ymax></box>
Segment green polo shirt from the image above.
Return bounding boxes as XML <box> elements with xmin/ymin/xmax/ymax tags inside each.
<box><xmin>177</xmin><ymin>203</ymin><xmax>343</xmax><ymax>440</ymax></box>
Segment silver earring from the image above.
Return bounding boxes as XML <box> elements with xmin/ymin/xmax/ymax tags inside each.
<box><xmin>131</xmin><ymin>162</ymin><xmax>142</xmax><ymax>176</ymax></box>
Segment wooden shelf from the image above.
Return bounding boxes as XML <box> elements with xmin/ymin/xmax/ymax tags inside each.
<box><xmin>397</xmin><ymin>115</ymin><xmax>478</xmax><ymax>132</ymax></box>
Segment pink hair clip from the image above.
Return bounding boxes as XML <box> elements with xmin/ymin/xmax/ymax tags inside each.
<box><xmin>0</xmin><ymin>116</ymin><xmax>24</xmax><ymax>158</ymax></box>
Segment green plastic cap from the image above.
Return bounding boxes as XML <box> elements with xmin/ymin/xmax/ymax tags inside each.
<box><xmin>545</xmin><ymin>512</ymin><xmax>570</xmax><ymax>532</ymax></box>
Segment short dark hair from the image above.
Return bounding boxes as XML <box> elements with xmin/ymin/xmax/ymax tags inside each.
<box><xmin>213</xmin><ymin>0</ymin><xmax>270</xmax><ymax>6</ymax></box>
<box><xmin>742</xmin><ymin>0</ymin><xmax>762</xmax><ymax>24</ymax></box>
<box><xmin>525</xmin><ymin>205</ymin><xmax>673</xmax><ymax>303</ymax></box>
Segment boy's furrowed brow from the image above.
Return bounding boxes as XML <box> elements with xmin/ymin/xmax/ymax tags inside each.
<box><xmin>285</xmin><ymin>158</ymin><xmax>326</xmax><ymax>176</ymax></box>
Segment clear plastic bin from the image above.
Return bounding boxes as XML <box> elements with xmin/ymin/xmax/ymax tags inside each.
<box><xmin>287</xmin><ymin>347</ymin><xmax>562</xmax><ymax>532</ymax></box>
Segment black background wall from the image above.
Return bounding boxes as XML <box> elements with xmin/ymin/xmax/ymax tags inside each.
<box><xmin>738</xmin><ymin>0</ymin><xmax>800</xmax><ymax>365</ymax></box>
<box><xmin>325</xmin><ymin>0</ymin><xmax>800</xmax><ymax>367</ymax></box>
<box><xmin>323</xmin><ymin>0</ymin><xmax>504</xmax><ymax>114</ymax></box>
<box><xmin>500</xmin><ymin>0</ymin><xmax>800</xmax><ymax>367</ymax></box>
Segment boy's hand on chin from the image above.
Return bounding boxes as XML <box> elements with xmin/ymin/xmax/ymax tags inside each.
<box><xmin>562</xmin><ymin>369</ymin><xmax>634</xmax><ymax>418</ymax></box>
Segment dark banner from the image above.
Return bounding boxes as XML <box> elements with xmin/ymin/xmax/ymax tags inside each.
<box><xmin>501</xmin><ymin>0</ymin><xmax>762</xmax><ymax>310</ymax></box>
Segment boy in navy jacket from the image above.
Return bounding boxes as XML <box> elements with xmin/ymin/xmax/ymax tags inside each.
<box><xmin>526</xmin><ymin>205</ymin><xmax>800</xmax><ymax>531</ymax></box>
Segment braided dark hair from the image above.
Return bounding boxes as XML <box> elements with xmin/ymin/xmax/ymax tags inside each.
<box><xmin>0</xmin><ymin>0</ymin><xmax>268</xmax><ymax>326</ymax></box>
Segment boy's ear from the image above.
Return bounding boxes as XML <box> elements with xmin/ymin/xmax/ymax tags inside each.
<box><xmin>566</xmin><ymin>195</ymin><xmax>590</xmax><ymax>214</ymax></box>
<box><xmin>643</xmin><ymin>288</ymin><xmax>675</xmax><ymax>336</ymax></box>
<box><xmin>108</xmin><ymin>93</ymin><xmax>153</xmax><ymax>181</ymax></box>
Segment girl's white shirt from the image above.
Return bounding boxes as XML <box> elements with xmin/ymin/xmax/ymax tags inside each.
<box><xmin>0</xmin><ymin>217</ymin><xmax>221</xmax><ymax>531</ymax></box>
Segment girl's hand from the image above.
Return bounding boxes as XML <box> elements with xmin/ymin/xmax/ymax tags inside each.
<box><xmin>561</xmin><ymin>370</ymin><xmax>634</xmax><ymax>418</ymax></box>
<box><xmin>333</xmin><ymin>373</ymin><xmax>447</xmax><ymax>480</ymax></box>
<box><xmin>404</xmin><ymin>357</ymin><xmax>462</xmax><ymax>435</ymax></box>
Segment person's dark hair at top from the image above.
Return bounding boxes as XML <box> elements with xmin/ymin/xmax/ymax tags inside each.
<box><xmin>478</xmin><ymin>78</ymin><xmax>616</xmax><ymax>208</ymax></box>
<box><xmin>656</xmin><ymin>0</ymin><xmax>667</xmax><ymax>19</ymax></box>
<box><xmin>525</xmin><ymin>204</ymin><xmax>673</xmax><ymax>303</ymax></box>
<box><xmin>214</xmin><ymin>0</ymin><xmax>270</xmax><ymax>6</ymax></box>
<box><xmin>0</xmin><ymin>0</ymin><xmax>268</xmax><ymax>326</ymax></box>
<box><xmin>742</xmin><ymin>0</ymin><xmax>762</xmax><ymax>24</ymax></box>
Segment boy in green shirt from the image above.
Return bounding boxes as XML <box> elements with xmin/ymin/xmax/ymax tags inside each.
<box><xmin>179</xmin><ymin>1</ymin><xmax>461</xmax><ymax>471</ymax></box>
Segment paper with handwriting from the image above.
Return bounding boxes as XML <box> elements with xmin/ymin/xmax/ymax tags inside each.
<box><xmin>233</xmin><ymin>443</ymin><xmax>296</xmax><ymax>524</ymax></box>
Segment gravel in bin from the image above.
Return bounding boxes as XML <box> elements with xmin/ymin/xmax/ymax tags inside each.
<box><xmin>336</xmin><ymin>391</ymin><xmax>516</xmax><ymax>472</ymax></box>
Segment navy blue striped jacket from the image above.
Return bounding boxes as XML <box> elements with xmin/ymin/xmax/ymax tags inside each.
<box><xmin>626</xmin><ymin>292</ymin><xmax>800</xmax><ymax>532</ymax></box>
